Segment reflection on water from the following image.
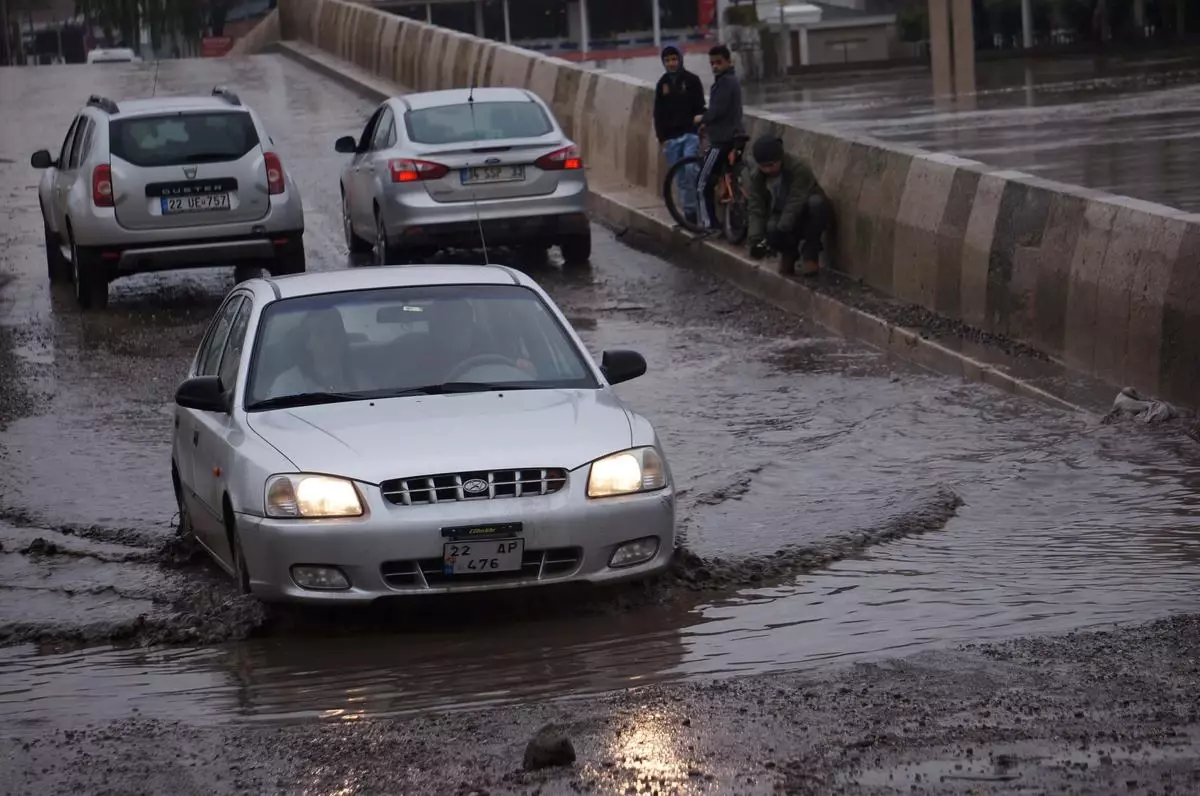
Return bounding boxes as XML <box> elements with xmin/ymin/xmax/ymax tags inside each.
<box><xmin>748</xmin><ymin>53</ymin><xmax>1200</xmax><ymax>210</ymax></box>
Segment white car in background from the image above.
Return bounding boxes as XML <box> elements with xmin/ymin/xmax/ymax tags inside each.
<box><xmin>86</xmin><ymin>47</ymin><xmax>140</xmax><ymax>64</ymax></box>
<box><xmin>171</xmin><ymin>264</ymin><xmax>675</xmax><ymax>604</ymax></box>
<box><xmin>336</xmin><ymin>87</ymin><xmax>591</xmax><ymax>268</ymax></box>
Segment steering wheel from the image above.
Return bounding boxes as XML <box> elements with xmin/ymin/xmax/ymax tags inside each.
<box><xmin>444</xmin><ymin>353</ymin><xmax>519</xmax><ymax>382</ymax></box>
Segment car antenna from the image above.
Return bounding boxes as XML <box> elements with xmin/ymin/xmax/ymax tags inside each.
<box><xmin>466</xmin><ymin>81</ymin><xmax>490</xmax><ymax>266</ymax></box>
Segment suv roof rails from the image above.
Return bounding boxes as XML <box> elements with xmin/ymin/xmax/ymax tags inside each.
<box><xmin>86</xmin><ymin>94</ymin><xmax>120</xmax><ymax>115</ymax></box>
<box><xmin>212</xmin><ymin>86</ymin><xmax>242</xmax><ymax>106</ymax></box>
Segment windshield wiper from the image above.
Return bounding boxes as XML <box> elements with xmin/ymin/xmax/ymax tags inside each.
<box><xmin>380</xmin><ymin>381</ymin><xmax>543</xmax><ymax>397</ymax></box>
<box><xmin>246</xmin><ymin>391</ymin><xmax>364</xmax><ymax>411</ymax></box>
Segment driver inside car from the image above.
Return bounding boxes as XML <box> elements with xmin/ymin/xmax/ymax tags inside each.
<box><xmin>265</xmin><ymin>307</ymin><xmax>359</xmax><ymax>398</ymax></box>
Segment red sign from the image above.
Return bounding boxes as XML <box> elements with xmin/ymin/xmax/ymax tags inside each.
<box><xmin>698</xmin><ymin>0</ymin><xmax>717</xmax><ymax>29</ymax></box>
<box><xmin>201</xmin><ymin>36</ymin><xmax>234</xmax><ymax>57</ymax></box>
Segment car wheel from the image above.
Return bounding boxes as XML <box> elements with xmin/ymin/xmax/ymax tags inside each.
<box><xmin>225</xmin><ymin>508</ymin><xmax>252</xmax><ymax>596</ymax></box>
<box><xmin>71</xmin><ymin>235</ymin><xmax>108</xmax><ymax>311</ymax></box>
<box><xmin>343</xmin><ymin>191</ymin><xmax>372</xmax><ymax>254</ymax></box>
<box><xmin>269</xmin><ymin>239</ymin><xmax>306</xmax><ymax>277</ymax></box>
<box><xmin>375</xmin><ymin>212</ymin><xmax>394</xmax><ymax>266</ymax></box>
<box><xmin>172</xmin><ymin>467</ymin><xmax>195</xmax><ymax>542</ymax></box>
<box><xmin>559</xmin><ymin>229</ymin><xmax>592</xmax><ymax>269</ymax></box>
<box><xmin>43</xmin><ymin>222</ymin><xmax>70</xmax><ymax>284</ymax></box>
<box><xmin>234</xmin><ymin>265</ymin><xmax>261</xmax><ymax>283</ymax></box>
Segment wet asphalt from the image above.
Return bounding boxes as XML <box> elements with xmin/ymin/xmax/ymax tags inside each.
<box><xmin>0</xmin><ymin>54</ymin><xmax>1199</xmax><ymax>743</ymax></box>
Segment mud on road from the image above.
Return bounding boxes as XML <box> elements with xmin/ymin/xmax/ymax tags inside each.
<box><xmin>1</xmin><ymin>53</ymin><xmax>1200</xmax><ymax>794</ymax></box>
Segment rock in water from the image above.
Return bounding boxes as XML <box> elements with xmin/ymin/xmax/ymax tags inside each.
<box><xmin>523</xmin><ymin>724</ymin><xmax>576</xmax><ymax>771</ymax></box>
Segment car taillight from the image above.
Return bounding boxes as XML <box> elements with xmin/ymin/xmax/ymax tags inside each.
<box><xmin>264</xmin><ymin>152</ymin><xmax>285</xmax><ymax>195</ymax></box>
<box><xmin>92</xmin><ymin>164</ymin><xmax>114</xmax><ymax>207</ymax></box>
<box><xmin>535</xmin><ymin>145</ymin><xmax>583</xmax><ymax>171</ymax></box>
<box><xmin>388</xmin><ymin>158</ymin><xmax>449</xmax><ymax>182</ymax></box>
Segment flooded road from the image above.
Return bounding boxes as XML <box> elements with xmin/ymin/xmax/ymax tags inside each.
<box><xmin>747</xmin><ymin>52</ymin><xmax>1200</xmax><ymax>211</ymax></box>
<box><xmin>1</xmin><ymin>55</ymin><xmax>1199</xmax><ymax>733</ymax></box>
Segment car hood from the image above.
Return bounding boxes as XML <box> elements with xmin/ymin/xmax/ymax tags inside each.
<box><xmin>245</xmin><ymin>389</ymin><xmax>634</xmax><ymax>484</ymax></box>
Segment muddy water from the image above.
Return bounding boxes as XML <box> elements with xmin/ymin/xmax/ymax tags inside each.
<box><xmin>0</xmin><ymin>56</ymin><xmax>1198</xmax><ymax>730</ymax></box>
<box><xmin>746</xmin><ymin>53</ymin><xmax>1200</xmax><ymax>211</ymax></box>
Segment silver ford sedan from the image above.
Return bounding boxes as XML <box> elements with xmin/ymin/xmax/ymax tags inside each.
<box><xmin>170</xmin><ymin>265</ymin><xmax>676</xmax><ymax>603</ymax></box>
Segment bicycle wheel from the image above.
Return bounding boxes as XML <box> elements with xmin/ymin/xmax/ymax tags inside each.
<box><xmin>662</xmin><ymin>155</ymin><xmax>707</xmax><ymax>234</ymax></box>
<box><xmin>721</xmin><ymin>164</ymin><xmax>749</xmax><ymax>245</ymax></box>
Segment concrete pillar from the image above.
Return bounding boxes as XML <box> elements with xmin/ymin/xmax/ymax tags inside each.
<box><xmin>1021</xmin><ymin>0</ymin><xmax>1033</xmax><ymax>48</ymax></box>
<box><xmin>799</xmin><ymin>26</ymin><xmax>809</xmax><ymax>66</ymax></box>
<box><xmin>651</xmin><ymin>0</ymin><xmax>661</xmax><ymax>48</ymax></box>
<box><xmin>502</xmin><ymin>0</ymin><xmax>512</xmax><ymax>44</ymax></box>
<box><xmin>950</xmin><ymin>0</ymin><xmax>976</xmax><ymax>96</ymax></box>
<box><xmin>425</xmin><ymin>3</ymin><xmax>432</xmax><ymax>23</ymax></box>
<box><xmin>474</xmin><ymin>0</ymin><xmax>484</xmax><ymax>37</ymax></box>
<box><xmin>580</xmin><ymin>0</ymin><xmax>590</xmax><ymax>55</ymax></box>
<box><xmin>928</xmin><ymin>0</ymin><xmax>952</xmax><ymax>97</ymax></box>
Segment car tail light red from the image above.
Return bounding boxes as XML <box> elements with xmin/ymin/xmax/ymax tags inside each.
<box><xmin>264</xmin><ymin>152</ymin><xmax>285</xmax><ymax>195</ymax></box>
<box><xmin>535</xmin><ymin>145</ymin><xmax>583</xmax><ymax>171</ymax></box>
<box><xmin>388</xmin><ymin>158</ymin><xmax>449</xmax><ymax>183</ymax></box>
<box><xmin>92</xmin><ymin>164</ymin><xmax>114</xmax><ymax>207</ymax></box>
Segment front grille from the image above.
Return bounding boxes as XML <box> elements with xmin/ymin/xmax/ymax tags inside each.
<box><xmin>380</xmin><ymin>468</ymin><xmax>568</xmax><ymax>506</ymax></box>
<box><xmin>380</xmin><ymin>546</ymin><xmax>582</xmax><ymax>588</ymax></box>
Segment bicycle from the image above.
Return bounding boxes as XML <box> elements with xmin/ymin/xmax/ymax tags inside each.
<box><xmin>662</xmin><ymin>130</ymin><xmax>750</xmax><ymax>245</ymax></box>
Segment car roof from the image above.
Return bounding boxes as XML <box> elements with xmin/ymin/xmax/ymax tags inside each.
<box><xmin>263</xmin><ymin>264</ymin><xmax>537</xmax><ymax>299</ymax></box>
<box><xmin>107</xmin><ymin>96</ymin><xmax>248</xmax><ymax>118</ymax></box>
<box><xmin>399</xmin><ymin>87</ymin><xmax>535</xmax><ymax>110</ymax></box>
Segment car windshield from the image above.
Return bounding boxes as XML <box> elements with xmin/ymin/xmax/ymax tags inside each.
<box><xmin>109</xmin><ymin>111</ymin><xmax>259</xmax><ymax>167</ymax></box>
<box><xmin>405</xmin><ymin>101</ymin><xmax>553</xmax><ymax>144</ymax></box>
<box><xmin>244</xmin><ymin>284</ymin><xmax>598</xmax><ymax>410</ymax></box>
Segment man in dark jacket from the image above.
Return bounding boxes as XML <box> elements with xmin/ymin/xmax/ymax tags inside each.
<box><xmin>654</xmin><ymin>45</ymin><xmax>706</xmax><ymax>224</ymax></box>
<box><xmin>746</xmin><ymin>135</ymin><xmax>833</xmax><ymax>277</ymax></box>
<box><xmin>694</xmin><ymin>44</ymin><xmax>745</xmax><ymax>232</ymax></box>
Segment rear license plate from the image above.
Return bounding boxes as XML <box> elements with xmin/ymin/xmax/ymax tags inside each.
<box><xmin>443</xmin><ymin>538</ymin><xmax>524</xmax><ymax>575</ymax></box>
<box><xmin>460</xmin><ymin>165</ymin><xmax>525</xmax><ymax>185</ymax></box>
<box><xmin>161</xmin><ymin>194</ymin><xmax>231</xmax><ymax>214</ymax></box>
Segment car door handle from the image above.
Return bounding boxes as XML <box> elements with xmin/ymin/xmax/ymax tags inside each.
<box><xmin>192</xmin><ymin>430</ymin><xmax>199</xmax><ymax>446</ymax></box>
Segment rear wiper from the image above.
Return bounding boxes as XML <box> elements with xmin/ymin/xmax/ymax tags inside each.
<box><xmin>382</xmin><ymin>382</ymin><xmax>542</xmax><ymax>397</ymax></box>
<box><xmin>246</xmin><ymin>391</ymin><xmax>364</xmax><ymax>411</ymax></box>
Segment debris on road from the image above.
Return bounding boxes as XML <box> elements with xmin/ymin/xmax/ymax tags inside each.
<box><xmin>523</xmin><ymin>723</ymin><xmax>577</xmax><ymax>770</ymax></box>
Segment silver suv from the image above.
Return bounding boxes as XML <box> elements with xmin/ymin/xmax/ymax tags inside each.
<box><xmin>32</xmin><ymin>87</ymin><xmax>306</xmax><ymax>310</ymax></box>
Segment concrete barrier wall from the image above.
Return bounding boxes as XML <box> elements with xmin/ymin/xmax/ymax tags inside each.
<box><xmin>267</xmin><ymin>0</ymin><xmax>1200</xmax><ymax>407</ymax></box>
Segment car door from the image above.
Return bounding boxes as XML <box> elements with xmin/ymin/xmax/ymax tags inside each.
<box><xmin>179</xmin><ymin>293</ymin><xmax>245</xmax><ymax>549</ymax></box>
<box><xmin>48</xmin><ymin>116</ymin><xmax>83</xmax><ymax>235</ymax></box>
<box><xmin>192</xmin><ymin>294</ymin><xmax>254</xmax><ymax>568</ymax></box>
<box><xmin>348</xmin><ymin>107</ymin><xmax>384</xmax><ymax>233</ymax></box>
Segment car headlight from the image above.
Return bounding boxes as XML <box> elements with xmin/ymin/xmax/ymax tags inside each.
<box><xmin>265</xmin><ymin>474</ymin><xmax>364</xmax><ymax>518</ymax></box>
<box><xmin>587</xmin><ymin>447</ymin><xmax>667</xmax><ymax>498</ymax></box>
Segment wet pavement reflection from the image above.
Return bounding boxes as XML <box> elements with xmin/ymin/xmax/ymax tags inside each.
<box><xmin>0</xmin><ymin>55</ymin><xmax>1198</xmax><ymax>730</ymax></box>
<box><xmin>746</xmin><ymin>52</ymin><xmax>1200</xmax><ymax>211</ymax></box>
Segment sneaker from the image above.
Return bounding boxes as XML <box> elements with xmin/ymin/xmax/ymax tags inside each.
<box><xmin>799</xmin><ymin>259</ymin><xmax>820</xmax><ymax>277</ymax></box>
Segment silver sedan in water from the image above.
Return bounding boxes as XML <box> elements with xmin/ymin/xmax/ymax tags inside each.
<box><xmin>170</xmin><ymin>265</ymin><xmax>675</xmax><ymax>604</ymax></box>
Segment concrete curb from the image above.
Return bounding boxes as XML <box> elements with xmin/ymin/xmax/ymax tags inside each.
<box><xmin>271</xmin><ymin>40</ymin><xmax>1098</xmax><ymax>417</ymax></box>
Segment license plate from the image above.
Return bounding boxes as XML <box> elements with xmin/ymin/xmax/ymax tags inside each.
<box><xmin>460</xmin><ymin>165</ymin><xmax>525</xmax><ymax>185</ymax></box>
<box><xmin>443</xmin><ymin>538</ymin><xmax>524</xmax><ymax>575</ymax></box>
<box><xmin>161</xmin><ymin>193</ymin><xmax>231</xmax><ymax>214</ymax></box>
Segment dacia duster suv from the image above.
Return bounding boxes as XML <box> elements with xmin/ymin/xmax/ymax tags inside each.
<box><xmin>32</xmin><ymin>87</ymin><xmax>306</xmax><ymax>310</ymax></box>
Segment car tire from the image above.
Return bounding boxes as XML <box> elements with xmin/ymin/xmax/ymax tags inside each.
<box><xmin>43</xmin><ymin>222</ymin><xmax>70</xmax><ymax>284</ymax></box>
<box><xmin>269</xmin><ymin>239</ymin><xmax>306</xmax><ymax>277</ymax></box>
<box><xmin>225</xmin><ymin>505</ymin><xmax>252</xmax><ymax>596</ymax></box>
<box><xmin>560</xmin><ymin>229</ymin><xmax>592</xmax><ymax>269</ymax></box>
<box><xmin>172</xmin><ymin>465</ymin><xmax>196</xmax><ymax>543</ymax></box>
<box><xmin>375</xmin><ymin>212</ymin><xmax>395</xmax><ymax>266</ymax></box>
<box><xmin>343</xmin><ymin>191</ymin><xmax>372</xmax><ymax>254</ymax></box>
<box><xmin>71</xmin><ymin>236</ymin><xmax>108</xmax><ymax>311</ymax></box>
<box><xmin>234</xmin><ymin>265</ymin><xmax>261</xmax><ymax>283</ymax></box>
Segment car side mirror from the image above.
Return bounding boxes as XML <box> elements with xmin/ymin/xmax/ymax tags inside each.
<box><xmin>31</xmin><ymin>150</ymin><xmax>54</xmax><ymax>169</ymax></box>
<box><xmin>175</xmin><ymin>375</ymin><xmax>229</xmax><ymax>413</ymax></box>
<box><xmin>600</xmin><ymin>350</ymin><xmax>647</xmax><ymax>386</ymax></box>
<box><xmin>335</xmin><ymin>136</ymin><xmax>357</xmax><ymax>154</ymax></box>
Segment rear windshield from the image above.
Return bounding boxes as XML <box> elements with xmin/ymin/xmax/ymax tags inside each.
<box><xmin>405</xmin><ymin>101</ymin><xmax>553</xmax><ymax>145</ymax></box>
<box><xmin>109</xmin><ymin>111</ymin><xmax>259</xmax><ymax>167</ymax></box>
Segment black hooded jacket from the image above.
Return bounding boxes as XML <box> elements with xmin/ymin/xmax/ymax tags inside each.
<box><xmin>653</xmin><ymin>46</ymin><xmax>706</xmax><ymax>143</ymax></box>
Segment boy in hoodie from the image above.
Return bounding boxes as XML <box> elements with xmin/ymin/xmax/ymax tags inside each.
<box><xmin>745</xmin><ymin>135</ymin><xmax>833</xmax><ymax>277</ymax></box>
<box><xmin>654</xmin><ymin>45</ymin><xmax>706</xmax><ymax>225</ymax></box>
<box><xmin>694</xmin><ymin>44</ymin><xmax>745</xmax><ymax>232</ymax></box>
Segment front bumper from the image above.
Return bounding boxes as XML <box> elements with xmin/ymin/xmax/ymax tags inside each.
<box><xmin>235</xmin><ymin>476</ymin><xmax>676</xmax><ymax>604</ymax></box>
